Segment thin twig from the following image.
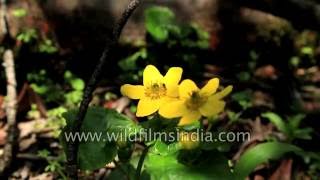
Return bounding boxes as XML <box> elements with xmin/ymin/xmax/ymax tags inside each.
<box><xmin>0</xmin><ymin>0</ymin><xmax>7</xmax><ymax>35</ymax></box>
<box><xmin>16</xmin><ymin>153</ymin><xmax>58</xmax><ymax>161</ymax></box>
<box><xmin>65</xmin><ymin>0</ymin><xmax>141</xmax><ymax>179</ymax></box>
<box><xmin>0</xmin><ymin>49</ymin><xmax>18</xmax><ymax>175</ymax></box>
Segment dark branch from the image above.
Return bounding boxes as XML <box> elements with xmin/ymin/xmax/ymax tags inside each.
<box><xmin>66</xmin><ymin>0</ymin><xmax>140</xmax><ymax>179</ymax></box>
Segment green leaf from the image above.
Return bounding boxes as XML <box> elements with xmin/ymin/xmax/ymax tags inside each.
<box><xmin>236</xmin><ymin>72</ymin><xmax>251</xmax><ymax>82</ymax></box>
<box><xmin>301</xmin><ymin>46</ymin><xmax>313</xmax><ymax>56</ymax></box>
<box><xmin>287</xmin><ymin>114</ymin><xmax>305</xmax><ymax>129</ymax></box>
<box><xmin>70</xmin><ymin>78</ymin><xmax>85</xmax><ymax>91</ymax></box>
<box><xmin>108</xmin><ymin>163</ymin><xmax>136</xmax><ymax>180</ymax></box>
<box><xmin>106</xmin><ymin>109</ymin><xmax>143</xmax><ymax>140</ymax></box>
<box><xmin>286</xmin><ymin>114</ymin><xmax>313</xmax><ymax>140</ymax></box>
<box><xmin>290</xmin><ymin>56</ymin><xmax>300</xmax><ymax>67</ymax></box>
<box><xmin>65</xmin><ymin>91</ymin><xmax>83</xmax><ymax>105</ymax></box>
<box><xmin>64</xmin><ymin>71</ymin><xmax>73</xmax><ymax>80</ymax></box>
<box><xmin>17</xmin><ymin>29</ymin><xmax>37</xmax><ymax>43</ymax></box>
<box><xmin>150</xmin><ymin>140</ymin><xmax>180</xmax><ymax>156</ymax></box>
<box><xmin>231</xmin><ymin>90</ymin><xmax>252</xmax><ymax>109</ymax></box>
<box><xmin>118</xmin><ymin>48</ymin><xmax>147</xmax><ymax>71</ymax></box>
<box><xmin>12</xmin><ymin>8</ymin><xmax>27</xmax><ymax>17</ymax></box>
<box><xmin>226</xmin><ymin>111</ymin><xmax>241</xmax><ymax>123</ymax></box>
<box><xmin>145</xmin><ymin>6</ymin><xmax>176</xmax><ymax>42</ymax></box>
<box><xmin>192</xmin><ymin>24</ymin><xmax>209</xmax><ymax>49</ymax></box>
<box><xmin>39</xmin><ymin>39</ymin><xmax>58</xmax><ymax>54</ymax></box>
<box><xmin>249</xmin><ymin>50</ymin><xmax>259</xmax><ymax>61</ymax></box>
<box><xmin>61</xmin><ymin>107</ymin><xmax>117</xmax><ymax>170</ymax></box>
<box><xmin>144</xmin><ymin>142</ymin><xmax>232</xmax><ymax>180</ymax></box>
<box><xmin>292</xmin><ymin>128</ymin><xmax>313</xmax><ymax>140</ymax></box>
<box><xmin>262</xmin><ymin>112</ymin><xmax>289</xmax><ymax>135</ymax></box>
<box><xmin>61</xmin><ymin>107</ymin><xmax>141</xmax><ymax>170</ymax></box>
<box><xmin>30</xmin><ymin>83</ymin><xmax>48</xmax><ymax>94</ymax></box>
<box><xmin>234</xmin><ymin>142</ymin><xmax>302</xmax><ymax>179</ymax></box>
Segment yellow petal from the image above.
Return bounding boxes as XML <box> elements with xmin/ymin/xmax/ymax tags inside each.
<box><xmin>136</xmin><ymin>98</ymin><xmax>160</xmax><ymax>117</ymax></box>
<box><xmin>178</xmin><ymin>111</ymin><xmax>201</xmax><ymax>126</ymax></box>
<box><xmin>200</xmin><ymin>78</ymin><xmax>219</xmax><ymax>96</ymax></box>
<box><xmin>120</xmin><ymin>84</ymin><xmax>145</xmax><ymax>99</ymax></box>
<box><xmin>214</xmin><ymin>85</ymin><xmax>233</xmax><ymax>99</ymax></box>
<box><xmin>167</xmin><ymin>85</ymin><xmax>179</xmax><ymax>98</ymax></box>
<box><xmin>160</xmin><ymin>96</ymin><xmax>177</xmax><ymax>107</ymax></box>
<box><xmin>159</xmin><ymin>100</ymin><xmax>185</xmax><ymax>118</ymax></box>
<box><xmin>164</xmin><ymin>67</ymin><xmax>183</xmax><ymax>85</ymax></box>
<box><xmin>199</xmin><ymin>98</ymin><xmax>226</xmax><ymax>117</ymax></box>
<box><xmin>143</xmin><ymin>65</ymin><xmax>163</xmax><ymax>86</ymax></box>
<box><xmin>164</xmin><ymin>67</ymin><xmax>183</xmax><ymax>97</ymax></box>
<box><xmin>179</xmin><ymin>79</ymin><xmax>200</xmax><ymax>99</ymax></box>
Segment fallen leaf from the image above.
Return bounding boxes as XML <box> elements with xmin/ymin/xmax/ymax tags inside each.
<box><xmin>0</xmin><ymin>95</ymin><xmax>5</xmax><ymax>119</ymax></box>
<box><xmin>20</xmin><ymin>164</ymin><xmax>31</xmax><ymax>180</ymax></box>
<box><xmin>29</xmin><ymin>173</ymin><xmax>53</xmax><ymax>180</ymax></box>
<box><xmin>19</xmin><ymin>134</ymin><xmax>37</xmax><ymax>151</ymax></box>
<box><xmin>104</xmin><ymin>97</ymin><xmax>130</xmax><ymax>113</ymax></box>
<box><xmin>253</xmin><ymin>91</ymin><xmax>274</xmax><ymax>108</ymax></box>
<box><xmin>233</xmin><ymin>117</ymin><xmax>273</xmax><ymax>161</ymax></box>
<box><xmin>0</xmin><ymin>126</ymin><xmax>7</xmax><ymax>145</ymax></box>
<box><xmin>269</xmin><ymin>159</ymin><xmax>292</xmax><ymax>180</ymax></box>
<box><xmin>18</xmin><ymin>119</ymin><xmax>47</xmax><ymax>138</ymax></box>
<box><xmin>254</xmin><ymin>175</ymin><xmax>265</xmax><ymax>180</ymax></box>
<box><xmin>255</xmin><ymin>65</ymin><xmax>277</xmax><ymax>79</ymax></box>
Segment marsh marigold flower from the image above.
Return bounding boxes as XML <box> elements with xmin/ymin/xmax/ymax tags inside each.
<box><xmin>121</xmin><ymin>65</ymin><xmax>182</xmax><ymax>117</ymax></box>
<box><xmin>159</xmin><ymin>78</ymin><xmax>232</xmax><ymax>126</ymax></box>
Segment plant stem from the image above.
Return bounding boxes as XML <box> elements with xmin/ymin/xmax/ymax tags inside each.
<box><xmin>65</xmin><ymin>1</ymin><xmax>140</xmax><ymax>179</ymax></box>
<box><xmin>135</xmin><ymin>146</ymin><xmax>149</xmax><ymax>180</ymax></box>
<box><xmin>57</xmin><ymin>167</ymin><xmax>67</xmax><ymax>180</ymax></box>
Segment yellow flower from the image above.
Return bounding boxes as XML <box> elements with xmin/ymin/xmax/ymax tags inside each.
<box><xmin>121</xmin><ymin>65</ymin><xmax>182</xmax><ymax>117</ymax></box>
<box><xmin>159</xmin><ymin>78</ymin><xmax>232</xmax><ymax>126</ymax></box>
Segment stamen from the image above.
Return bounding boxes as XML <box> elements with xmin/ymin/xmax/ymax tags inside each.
<box><xmin>145</xmin><ymin>82</ymin><xmax>167</xmax><ymax>100</ymax></box>
<box><xmin>185</xmin><ymin>91</ymin><xmax>206</xmax><ymax>110</ymax></box>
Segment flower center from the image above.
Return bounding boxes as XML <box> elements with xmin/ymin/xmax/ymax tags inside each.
<box><xmin>145</xmin><ymin>82</ymin><xmax>167</xmax><ymax>100</ymax></box>
<box><xmin>185</xmin><ymin>91</ymin><xmax>206</xmax><ymax>110</ymax></box>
